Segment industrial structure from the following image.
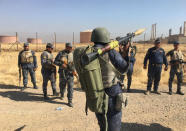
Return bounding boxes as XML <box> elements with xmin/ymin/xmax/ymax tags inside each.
<box><xmin>80</xmin><ymin>30</ymin><xmax>92</xmax><ymax>43</ymax></box>
<box><xmin>165</xmin><ymin>21</ymin><xmax>186</xmax><ymax>44</ymax></box>
<box><xmin>0</xmin><ymin>36</ymin><xmax>17</xmax><ymax>43</ymax></box>
<box><xmin>27</xmin><ymin>38</ymin><xmax>42</xmax><ymax>44</ymax></box>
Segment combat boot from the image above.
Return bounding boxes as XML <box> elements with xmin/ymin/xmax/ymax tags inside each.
<box><xmin>169</xmin><ymin>89</ymin><xmax>172</xmax><ymax>95</ymax></box>
<box><xmin>169</xmin><ymin>91</ymin><xmax>172</xmax><ymax>95</ymax></box>
<box><xmin>44</xmin><ymin>91</ymin><xmax>49</xmax><ymax>100</ymax></box>
<box><xmin>176</xmin><ymin>90</ymin><xmax>184</xmax><ymax>95</ymax></box>
<box><xmin>68</xmin><ymin>100</ymin><xmax>73</xmax><ymax>107</ymax></box>
<box><xmin>33</xmin><ymin>83</ymin><xmax>38</xmax><ymax>89</ymax></box>
<box><xmin>127</xmin><ymin>88</ymin><xmax>131</xmax><ymax>93</ymax></box>
<box><xmin>21</xmin><ymin>85</ymin><xmax>27</xmax><ymax>91</ymax></box>
<box><xmin>145</xmin><ymin>90</ymin><xmax>150</xmax><ymax>95</ymax></box>
<box><xmin>53</xmin><ymin>90</ymin><xmax>59</xmax><ymax>96</ymax></box>
<box><xmin>154</xmin><ymin>91</ymin><xmax>161</xmax><ymax>95</ymax></box>
<box><xmin>44</xmin><ymin>94</ymin><xmax>49</xmax><ymax>100</ymax></box>
<box><xmin>60</xmin><ymin>94</ymin><xmax>64</xmax><ymax>100</ymax></box>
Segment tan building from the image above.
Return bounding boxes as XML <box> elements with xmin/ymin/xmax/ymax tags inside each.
<box><xmin>80</xmin><ymin>30</ymin><xmax>92</xmax><ymax>43</ymax></box>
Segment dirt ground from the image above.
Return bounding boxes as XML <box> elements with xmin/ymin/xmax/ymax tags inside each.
<box><xmin>0</xmin><ymin>44</ymin><xmax>185</xmax><ymax>131</ymax></box>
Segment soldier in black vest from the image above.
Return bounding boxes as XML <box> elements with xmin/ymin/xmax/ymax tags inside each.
<box><xmin>18</xmin><ymin>43</ymin><xmax>38</xmax><ymax>90</ymax></box>
<box><xmin>166</xmin><ymin>41</ymin><xmax>184</xmax><ymax>95</ymax></box>
<box><xmin>41</xmin><ymin>43</ymin><xmax>58</xmax><ymax>100</ymax></box>
<box><xmin>54</xmin><ymin>43</ymin><xmax>75</xmax><ymax>107</ymax></box>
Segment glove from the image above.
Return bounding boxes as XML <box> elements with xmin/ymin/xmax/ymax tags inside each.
<box><xmin>143</xmin><ymin>65</ymin><xmax>147</xmax><ymax>69</ymax></box>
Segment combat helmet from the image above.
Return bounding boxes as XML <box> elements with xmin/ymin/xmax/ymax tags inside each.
<box><xmin>66</xmin><ymin>42</ymin><xmax>73</xmax><ymax>48</ymax></box>
<box><xmin>154</xmin><ymin>38</ymin><xmax>161</xmax><ymax>44</ymax></box>
<box><xmin>46</xmin><ymin>43</ymin><xmax>54</xmax><ymax>48</ymax></box>
<box><xmin>173</xmin><ymin>41</ymin><xmax>179</xmax><ymax>45</ymax></box>
<box><xmin>91</xmin><ymin>27</ymin><xmax>110</xmax><ymax>43</ymax></box>
<box><xmin>24</xmin><ymin>43</ymin><xmax>29</xmax><ymax>47</ymax></box>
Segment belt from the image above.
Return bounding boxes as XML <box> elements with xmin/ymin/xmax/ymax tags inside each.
<box><xmin>151</xmin><ymin>63</ymin><xmax>162</xmax><ymax>66</ymax></box>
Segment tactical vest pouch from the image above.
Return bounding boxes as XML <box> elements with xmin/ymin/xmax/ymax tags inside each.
<box><xmin>21</xmin><ymin>51</ymin><xmax>34</xmax><ymax>63</ymax></box>
<box><xmin>115</xmin><ymin>93</ymin><xmax>128</xmax><ymax>111</ymax></box>
<box><xmin>73</xmin><ymin>46</ymin><xmax>108</xmax><ymax>114</ymax></box>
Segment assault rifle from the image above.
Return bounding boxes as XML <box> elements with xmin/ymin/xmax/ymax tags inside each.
<box><xmin>19</xmin><ymin>67</ymin><xmax>22</xmax><ymax>87</ymax></box>
<box><xmin>170</xmin><ymin>59</ymin><xmax>186</xmax><ymax>64</ymax></box>
<box><xmin>81</xmin><ymin>28</ymin><xmax>145</xmax><ymax>65</ymax></box>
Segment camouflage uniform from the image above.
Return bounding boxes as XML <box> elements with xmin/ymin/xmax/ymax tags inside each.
<box><xmin>41</xmin><ymin>43</ymin><xmax>58</xmax><ymax>99</ymax></box>
<box><xmin>18</xmin><ymin>43</ymin><xmax>38</xmax><ymax>89</ymax></box>
<box><xmin>54</xmin><ymin>43</ymin><xmax>75</xmax><ymax>106</ymax></box>
<box><xmin>166</xmin><ymin>44</ymin><xmax>184</xmax><ymax>95</ymax></box>
<box><xmin>91</xmin><ymin>28</ymin><xmax>128</xmax><ymax>131</ymax></box>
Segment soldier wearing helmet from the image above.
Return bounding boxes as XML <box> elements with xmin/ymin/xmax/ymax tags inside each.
<box><xmin>41</xmin><ymin>43</ymin><xmax>59</xmax><ymax>100</ymax></box>
<box><xmin>144</xmin><ymin>38</ymin><xmax>168</xmax><ymax>95</ymax></box>
<box><xmin>54</xmin><ymin>42</ymin><xmax>76</xmax><ymax>107</ymax></box>
<box><xmin>92</xmin><ymin>27</ymin><xmax>128</xmax><ymax>131</ymax></box>
<box><xmin>166</xmin><ymin>41</ymin><xmax>184</xmax><ymax>95</ymax></box>
<box><xmin>18</xmin><ymin>43</ymin><xmax>38</xmax><ymax>90</ymax></box>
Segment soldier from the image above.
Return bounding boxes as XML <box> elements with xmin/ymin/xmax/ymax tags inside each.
<box><xmin>41</xmin><ymin>43</ymin><xmax>58</xmax><ymax>100</ymax></box>
<box><xmin>144</xmin><ymin>38</ymin><xmax>168</xmax><ymax>95</ymax></box>
<box><xmin>119</xmin><ymin>41</ymin><xmax>136</xmax><ymax>92</ymax></box>
<box><xmin>91</xmin><ymin>28</ymin><xmax>128</xmax><ymax>131</ymax></box>
<box><xmin>54</xmin><ymin>43</ymin><xmax>75</xmax><ymax>107</ymax></box>
<box><xmin>18</xmin><ymin>43</ymin><xmax>38</xmax><ymax>90</ymax></box>
<box><xmin>166</xmin><ymin>41</ymin><xmax>184</xmax><ymax>95</ymax></box>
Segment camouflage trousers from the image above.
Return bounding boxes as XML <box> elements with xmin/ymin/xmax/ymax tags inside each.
<box><xmin>42</xmin><ymin>69</ymin><xmax>56</xmax><ymax>95</ymax></box>
<box><xmin>168</xmin><ymin>66</ymin><xmax>183</xmax><ymax>92</ymax></box>
<box><xmin>59</xmin><ymin>72</ymin><xmax>74</xmax><ymax>101</ymax></box>
<box><xmin>22</xmin><ymin>68</ymin><xmax>36</xmax><ymax>87</ymax></box>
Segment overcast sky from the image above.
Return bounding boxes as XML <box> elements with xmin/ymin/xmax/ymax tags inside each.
<box><xmin>0</xmin><ymin>0</ymin><xmax>185</xmax><ymax>42</ymax></box>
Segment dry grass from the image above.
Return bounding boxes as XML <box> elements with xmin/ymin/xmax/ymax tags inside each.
<box><xmin>0</xmin><ymin>43</ymin><xmax>185</xmax><ymax>87</ymax></box>
<box><xmin>0</xmin><ymin>43</ymin><xmax>186</xmax><ymax>131</ymax></box>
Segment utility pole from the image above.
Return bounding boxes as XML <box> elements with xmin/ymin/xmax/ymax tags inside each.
<box><xmin>73</xmin><ymin>32</ymin><xmax>75</xmax><ymax>46</ymax></box>
<box><xmin>154</xmin><ymin>23</ymin><xmax>157</xmax><ymax>39</ymax></box>
<box><xmin>16</xmin><ymin>32</ymin><xmax>18</xmax><ymax>51</ymax></box>
<box><xmin>54</xmin><ymin>32</ymin><xmax>56</xmax><ymax>51</ymax></box>
<box><xmin>36</xmin><ymin>32</ymin><xmax>38</xmax><ymax>51</ymax></box>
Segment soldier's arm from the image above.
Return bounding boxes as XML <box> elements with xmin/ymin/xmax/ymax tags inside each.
<box><xmin>54</xmin><ymin>52</ymin><xmax>62</xmax><ymax>66</ymax></box>
<box><xmin>18</xmin><ymin>51</ymin><xmax>22</xmax><ymax>68</ymax></box>
<box><xmin>144</xmin><ymin>49</ymin><xmax>150</xmax><ymax>67</ymax></box>
<box><xmin>163</xmin><ymin>50</ymin><xmax>168</xmax><ymax>67</ymax></box>
<box><xmin>32</xmin><ymin>51</ymin><xmax>38</xmax><ymax>68</ymax></box>
<box><xmin>166</xmin><ymin>50</ymin><xmax>172</xmax><ymax>57</ymax></box>
<box><xmin>108</xmin><ymin>49</ymin><xmax>128</xmax><ymax>73</ymax></box>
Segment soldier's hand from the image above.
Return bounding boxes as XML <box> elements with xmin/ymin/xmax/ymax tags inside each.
<box><xmin>34</xmin><ymin>68</ymin><xmax>37</xmax><ymax>71</ymax></box>
<box><xmin>62</xmin><ymin>64</ymin><xmax>67</xmax><ymax>68</ymax></box>
<box><xmin>73</xmin><ymin>71</ymin><xmax>78</xmax><ymax>77</ymax></box>
<box><xmin>143</xmin><ymin>65</ymin><xmax>147</xmax><ymax>69</ymax></box>
<box><xmin>164</xmin><ymin>66</ymin><xmax>168</xmax><ymax>71</ymax></box>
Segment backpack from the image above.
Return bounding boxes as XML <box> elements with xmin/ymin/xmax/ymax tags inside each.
<box><xmin>73</xmin><ymin>46</ymin><xmax>108</xmax><ymax>114</ymax></box>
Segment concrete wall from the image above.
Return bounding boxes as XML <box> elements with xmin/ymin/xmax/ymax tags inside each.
<box><xmin>168</xmin><ymin>35</ymin><xmax>186</xmax><ymax>44</ymax></box>
<box><xmin>179</xmin><ymin>36</ymin><xmax>186</xmax><ymax>44</ymax></box>
<box><xmin>0</xmin><ymin>36</ymin><xmax>17</xmax><ymax>43</ymax></box>
<box><xmin>80</xmin><ymin>32</ymin><xmax>92</xmax><ymax>43</ymax></box>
